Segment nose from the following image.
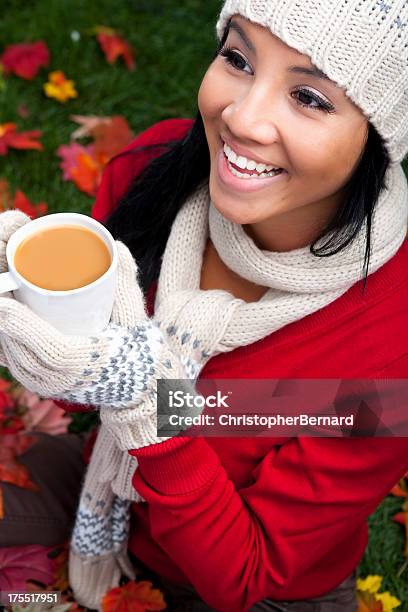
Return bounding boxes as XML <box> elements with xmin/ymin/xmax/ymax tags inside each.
<box><xmin>221</xmin><ymin>84</ymin><xmax>282</xmax><ymax>145</ymax></box>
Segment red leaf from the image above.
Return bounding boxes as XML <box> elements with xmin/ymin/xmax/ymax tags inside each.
<box><xmin>0</xmin><ymin>41</ymin><xmax>50</xmax><ymax>80</ymax></box>
<box><xmin>392</xmin><ymin>512</ymin><xmax>407</xmax><ymax>526</ymax></box>
<box><xmin>13</xmin><ymin>189</ymin><xmax>48</xmax><ymax>218</ymax></box>
<box><xmin>0</xmin><ymin>545</ymin><xmax>55</xmax><ymax>590</ymax></box>
<box><xmin>101</xmin><ymin>580</ymin><xmax>167</xmax><ymax>612</ymax></box>
<box><xmin>97</xmin><ymin>32</ymin><xmax>135</xmax><ymax>70</ymax></box>
<box><xmin>0</xmin><ymin>123</ymin><xmax>43</xmax><ymax>156</ymax></box>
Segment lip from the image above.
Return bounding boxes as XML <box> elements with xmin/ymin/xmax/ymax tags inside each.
<box><xmin>217</xmin><ymin>148</ymin><xmax>287</xmax><ymax>193</ymax></box>
<box><xmin>221</xmin><ymin>135</ymin><xmax>284</xmax><ymax>169</ymax></box>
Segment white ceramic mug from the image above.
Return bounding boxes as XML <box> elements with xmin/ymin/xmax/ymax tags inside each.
<box><xmin>0</xmin><ymin>213</ymin><xmax>118</xmax><ymax>336</ymax></box>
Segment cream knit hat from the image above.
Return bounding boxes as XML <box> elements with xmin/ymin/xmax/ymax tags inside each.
<box><xmin>216</xmin><ymin>0</ymin><xmax>408</xmax><ymax>164</ymax></box>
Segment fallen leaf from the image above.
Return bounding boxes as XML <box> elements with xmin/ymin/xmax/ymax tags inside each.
<box><xmin>390</xmin><ymin>482</ymin><xmax>408</xmax><ymax>498</ymax></box>
<box><xmin>0</xmin><ymin>123</ymin><xmax>43</xmax><ymax>156</ymax></box>
<box><xmin>12</xmin><ymin>190</ymin><xmax>48</xmax><ymax>218</ymax></box>
<box><xmin>57</xmin><ymin>142</ymin><xmax>102</xmax><ymax>197</ymax></box>
<box><xmin>101</xmin><ymin>580</ymin><xmax>166</xmax><ymax>612</ymax></box>
<box><xmin>0</xmin><ymin>432</ymin><xmax>38</xmax><ymax>491</ymax></box>
<box><xmin>0</xmin><ymin>41</ymin><xmax>50</xmax><ymax>80</ymax></box>
<box><xmin>0</xmin><ymin>454</ymin><xmax>37</xmax><ymax>490</ymax></box>
<box><xmin>70</xmin><ymin>114</ymin><xmax>133</xmax><ymax>160</ymax></box>
<box><xmin>357</xmin><ymin>590</ymin><xmax>384</xmax><ymax>611</ymax></box>
<box><xmin>70</xmin><ymin>114</ymin><xmax>112</xmax><ymax>139</ymax></box>
<box><xmin>96</xmin><ymin>30</ymin><xmax>135</xmax><ymax>70</ymax></box>
<box><xmin>44</xmin><ymin>71</ymin><xmax>77</xmax><ymax>103</ymax></box>
<box><xmin>375</xmin><ymin>591</ymin><xmax>401</xmax><ymax>611</ymax></box>
<box><xmin>17</xmin><ymin>389</ymin><xmax>71</xmax><ymax>436</ymax></box>
<box><xmin>0</xmin><ymin>545</ymin><xmax>55</xmax><ymax>591</ymax></box>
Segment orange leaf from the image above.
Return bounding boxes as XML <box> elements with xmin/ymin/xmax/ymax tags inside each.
<box><xmin>101</xmin><ymin>580</ymin><xmax>167</xmax><ymax>612</ymax></box>
<box><xmin>0</xmin><ymin>458</ymin><xmax>38</xmax><ymax>491</ymax></box>
<box><xmin>390</xmin><ymin>478</ymin><xmax>408</xmax><ymax>498</ymax></box>
<box><xmin>71</xmin><ymin>151</ymin><xmax>102</xmax><ymax>196</ymax></box>
<box><xmin>93</xmin><ymin>116</ymin><xmax>134</xmax><ymax>160</ymax></box>
<box><xmin>70</xmin><ymin>114</ymin><xmax>133</xmax><ymax>163</ymax></box>
<box><xmin>97</xmin><ymin>32</ymin><xmax>135</xmax><ymax>70</ymax></box>
<box><xmin>357</xmin><ymin>590</ymin><xmax>384</xmax><ymax>612</ymax></box>
<box><xmin>0</xmin><ymin>433</ymin><xmax>38</xmax><ymax>491</ymax></box>
<box><xmin>0</xmin><ymin>123</ymin><xmax>43</xmax><ymax>156</ymax></box>
<box><xmin>57</xmin><ymin>142</ymin><xmax>103</xmax><ymax>197</ymax></box>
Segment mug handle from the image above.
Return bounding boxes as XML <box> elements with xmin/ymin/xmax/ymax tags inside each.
<box><xmin>0</xmin><ymin>272</ymin><xmax>19</xmax><ymax>293</ymax></box>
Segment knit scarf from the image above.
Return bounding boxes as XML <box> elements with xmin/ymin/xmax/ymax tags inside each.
<box><xmin>69</xmin><ymin>162</ymin><xmax>408</xmax><ymax>609</ymax></box>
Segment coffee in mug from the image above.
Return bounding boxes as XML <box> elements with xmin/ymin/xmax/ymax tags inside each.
<box><xmin>14</xmin><ymin>225</ymin><xmax>112</xmax><ymax>291</ymax></box>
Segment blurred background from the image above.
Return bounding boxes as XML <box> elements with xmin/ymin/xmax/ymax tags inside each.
<box><xmin>1</xmin><ymin>1</ymin><xmax>407</xmax><ymax>610</ymax></box>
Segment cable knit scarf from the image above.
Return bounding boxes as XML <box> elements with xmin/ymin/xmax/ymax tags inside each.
<box><xmin>69</xmin><ymin>162</ymin><xmax>408</xmax><ymax>609</ymax></box>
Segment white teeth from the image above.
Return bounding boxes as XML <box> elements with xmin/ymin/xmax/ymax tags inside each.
<box><xmin>223</xmin><ymin>142</ymin><xmax>281</xmax><ymax>174</ymax></box>
<box><xmin>227</xmin><ymin>159</ymin><xmax>282</xmax><ymax>179</ymax></box>
<box><xmin>236</xmin><ymin>155</ymin><xmax>247</xmax><ymax>169</ymax></box>
<box><xmin>228</xmin><ymin>148</ymin><xmax>237</xmax><ymax>164</ymax></box>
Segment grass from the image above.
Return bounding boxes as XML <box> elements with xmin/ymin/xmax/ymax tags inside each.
<box><xmin>1</xmin><ymin>0</ymin><xmax>408</xmax><ymax>607</ymax></box>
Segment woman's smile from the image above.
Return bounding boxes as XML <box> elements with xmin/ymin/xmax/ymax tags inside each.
<box><xmin>217</xmin><ymin>141</ymin><xmax>288</xmax><ymax>193</ymax></box>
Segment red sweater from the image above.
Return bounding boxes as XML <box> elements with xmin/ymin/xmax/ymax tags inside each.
<box><xmin>90</xmin><ymin>119</ymin><xmax>408</xmax><ymax>611</ymax></box>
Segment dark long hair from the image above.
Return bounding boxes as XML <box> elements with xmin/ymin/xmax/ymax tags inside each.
<box><xmin>106</xmin><ymin>25</ymin><xmax>390</xmax><ymax>295</ymax></box>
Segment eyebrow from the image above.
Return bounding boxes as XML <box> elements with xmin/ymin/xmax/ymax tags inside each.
<box><xmin>228</xmin><ymin>20</ymin><xmax>331</xmax><ymax>82</ymax></box>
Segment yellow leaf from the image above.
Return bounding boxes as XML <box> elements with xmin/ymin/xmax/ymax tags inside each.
<box><xmin>357</xmin><ymin>575</ymin><xmax>383</xmax><ymax>594</ymax></box>
<box><xmin>375</xmin><ymin>591</ymin><xmax>401</xmax><ymax>611</ymax></box>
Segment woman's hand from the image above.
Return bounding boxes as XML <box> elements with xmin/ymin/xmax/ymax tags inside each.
<box><xmin>0</xmin><ymin>241</ymin><xmax>146</xmax><ymax>393</ymax></box>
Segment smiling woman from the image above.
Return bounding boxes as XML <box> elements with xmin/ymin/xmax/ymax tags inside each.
<box><xmin>1</xmin><ymin>1</ymin><xmax>408</xmax><ymax>611</ymax></box>
<box><xmin>199</xmin><ymin>16</ymin><xmax>370</xmax><ymax>253</ymax></box>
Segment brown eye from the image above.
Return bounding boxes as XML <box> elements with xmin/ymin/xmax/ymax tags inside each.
<box><xmin>292</xmin><ymin>88</ymin><xmax>335</xmax><ymax>113</ymax></box>
<box><xmin>219</xmin><ymin>46</ymin><xmax>252</xmax><ymax>75</ymax></box>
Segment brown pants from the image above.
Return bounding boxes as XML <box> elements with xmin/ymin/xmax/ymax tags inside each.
<box><xmin>0</xmin><ymin>432</ymin><xmax>357</xmax><ymax>611</ymax></box>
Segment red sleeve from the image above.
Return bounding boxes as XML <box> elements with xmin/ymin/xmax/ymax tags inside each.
<box><xmin>56</xmin><ymin>118</ymin><xmax>192</xmax><ymax>413</ymax></box>
<box><xmin>130</xmin><ymin>434</ymin><xmax>408</xmax><ymax>610</ymax></box>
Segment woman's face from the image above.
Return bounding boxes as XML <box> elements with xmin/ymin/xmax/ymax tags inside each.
<box><xmin>198</xmin><ymin>15</ymin><xmax>368</xmax><ymax>251</ymax></box>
